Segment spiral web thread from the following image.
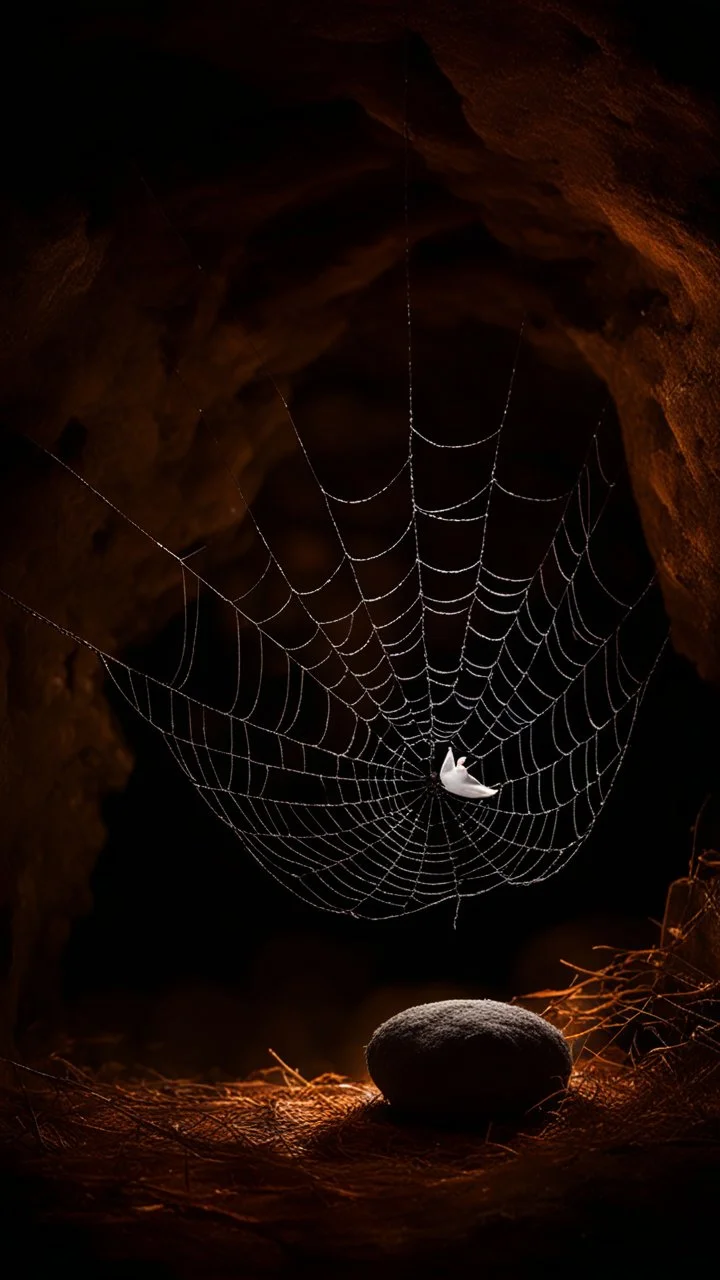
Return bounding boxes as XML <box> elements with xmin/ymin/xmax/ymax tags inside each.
<box><xmin>3</xmin><ymin>312</ymin><xmax>650</xmax><ymax>921</ymax></box>
<box><xmin>0</xmin><ymin>98</ymin><xmax>664</xmax><ymax>920</ymax></box>
<box><xmin>91</xmin><ymin>105</ymin><xmax>663</xmax><ymax>919</ymax></box>
<box><xmin>0</xmin><ymin>337</ymin><xmax>663</xmax><ymax>920</ymax></box>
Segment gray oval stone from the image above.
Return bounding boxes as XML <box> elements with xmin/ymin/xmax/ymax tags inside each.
<box><xmin>365</xmin><ymin>999</ymin><xmax>572</xmax><ymax>1124</ymax></box>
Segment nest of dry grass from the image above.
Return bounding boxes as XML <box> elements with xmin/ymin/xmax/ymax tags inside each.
<box><xmin>2</xmin><ymin>865</ymin><xmax>720</xmax><ymax>1277</ymax></box>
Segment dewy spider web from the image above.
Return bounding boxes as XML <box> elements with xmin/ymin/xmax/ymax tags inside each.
<box><xmin>0</xmin><ymin>93</ymin><xmax>664</xmax><ymax>921</ymax></box>
<box><xmin>121</xmin><ymin>404</ymin><xmax>661</xmax><ymax>921</ymax></box>
<box><xmin>2</xmin><ymin>338</ymin><xmax>663</xmax><ymax>921</ymax></box>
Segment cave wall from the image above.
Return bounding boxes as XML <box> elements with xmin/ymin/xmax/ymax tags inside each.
<box><xmin>2</xmin><ymin>0</ymin><xmax>720</xmax><ymax>1046</ymax></box>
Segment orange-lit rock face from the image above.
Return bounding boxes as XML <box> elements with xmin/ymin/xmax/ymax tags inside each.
<box><xmin>1</xmin><ymin>1</ymin><xmax>720</xmax><ymax>1041</ymax></box>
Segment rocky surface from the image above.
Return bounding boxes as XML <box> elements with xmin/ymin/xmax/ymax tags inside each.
<box><xmin>2</xmin><ymin>1</ymin><xmax>720</xmax><ymax>1044</ymax></box>
<box><xmin>366</xmin><ymin>998</ymin><xmax>572</xmax><ymax>1122</ymax></box>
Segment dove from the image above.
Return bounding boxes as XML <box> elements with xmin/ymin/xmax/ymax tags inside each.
<box><xmin>439</xmin><ymin>748</ymin><xmax>498</xmax><ymax>799</ymax></box>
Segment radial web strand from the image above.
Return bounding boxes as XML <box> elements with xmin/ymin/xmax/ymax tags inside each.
<box><xmin>2</xmin><ymin>346</ymin><xmax>664</xmax><ymax>920</ymax></box>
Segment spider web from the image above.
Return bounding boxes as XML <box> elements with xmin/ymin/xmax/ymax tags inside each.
<box><xmin>0</xmin><ymin>101</ymin><xmax>664</xmax><ymax>921</ymax></box>
<box><xmin>4</xmin><ymin>327</ymin><xmax>662</xmax><ymax>921</ymax></box>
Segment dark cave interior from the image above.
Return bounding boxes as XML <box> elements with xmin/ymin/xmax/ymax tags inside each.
<box><xmin>3</xmin><ymin>3</ymin><xmax>720</xmax><ymax>1275</ymax></box>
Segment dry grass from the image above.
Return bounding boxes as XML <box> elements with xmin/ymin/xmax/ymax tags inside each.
<box><xmin>2</xmin><ymin>866</ymin><xmax>720</xmax><ymax>1276</ymax></box>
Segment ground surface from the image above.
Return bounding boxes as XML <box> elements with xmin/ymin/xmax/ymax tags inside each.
<box><xmin>2</xmin><ymin>1052</ymin><xmax>719</xmax><ymax>1278</ymax></box>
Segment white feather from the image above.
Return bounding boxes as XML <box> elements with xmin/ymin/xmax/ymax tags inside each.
<box><xmin>439</xmin><ymin>748</ymin><xmax>498</xmax><ymax>799</ymax></box>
